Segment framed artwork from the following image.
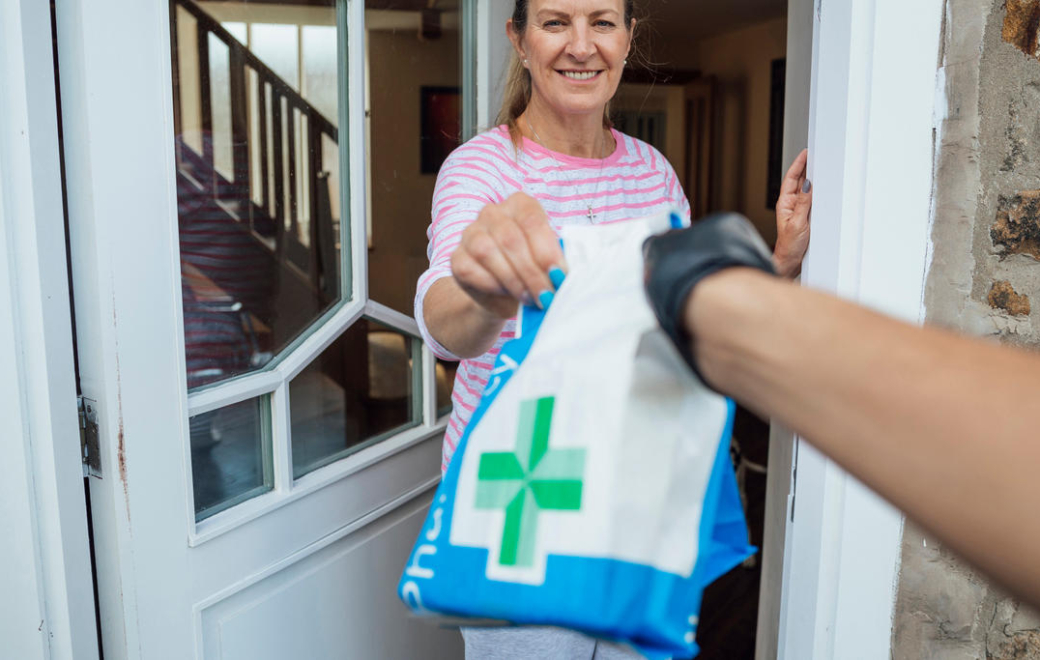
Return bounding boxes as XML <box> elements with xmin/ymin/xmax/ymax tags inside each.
<box><xmin>767</xmin><ymin>58</ymin><xmax>787</xmax><ymax>210</ymax></box>
<box><xmin>420</xmin><ymin>86</ymin><xmax>461</xmax><ymax>174</ymax></box>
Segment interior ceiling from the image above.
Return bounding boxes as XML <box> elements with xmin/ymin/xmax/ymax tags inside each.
<box><xmin>638</xmin><ymin>0</ymin><xmax>787</xmax><ymax>41</ymax></box>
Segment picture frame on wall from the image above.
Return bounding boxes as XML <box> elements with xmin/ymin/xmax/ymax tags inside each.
<box><xmin>420</xmin><ymin>86</ymin><xmax>462</xmax><ymax>175</ymax></box>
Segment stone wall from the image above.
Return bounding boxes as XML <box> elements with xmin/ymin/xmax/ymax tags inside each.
<box><xmin>892</xmin><ymin>0</ymin><xmax>1040</xmax><ymax>657</ymax></box>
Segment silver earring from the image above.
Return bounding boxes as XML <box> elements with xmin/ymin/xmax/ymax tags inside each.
<box><xmin>624</xmin><ymin>59</ymin><xmax>628</xmax><ymax>66</ymax></box>
<box><xmin>523</xmin><ymin>58</ymin><xmax>529</xmax><ymax>66</ymax></box>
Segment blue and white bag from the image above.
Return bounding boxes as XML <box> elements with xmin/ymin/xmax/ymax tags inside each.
<box><xmin>399</xmin><ymin>212</ymin><xmax>755</xmax><ymax>659</ymax></box>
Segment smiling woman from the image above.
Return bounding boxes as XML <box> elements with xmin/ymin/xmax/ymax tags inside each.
<box><xmin>500</xmin><ymin>0</ymin><xmax>637</xmax><ymax>146</ymax></box>
<box><xmin>413</xmin><ymin>1</ymin><xmax>813</xmax><ymax>657</ymax></box>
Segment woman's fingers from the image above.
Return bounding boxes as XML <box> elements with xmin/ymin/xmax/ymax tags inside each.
<box><xmin>454</xmin><ymin>193</ymin><xmax>564</xmax><ymax>313</ymax></box>
<box><xmin>508</xmin><ymin>194</ymin><xmax>567</xmax><ymax>272</ymax></box>
<box><xmin>460</xmin><ymin>226</ymin><xmax>530</xmax><ymax>302</ymax></box>
<box><xmin>488</xmin><ymin>193</ymin><xmax>563</xmax><ymax>305</ymax></box>
<box><xmin>780</xmin><ymin>148</ymin><xmax>809</xmax><ymax>196</ymax></box>
<box><xmin>451</xmin><ymin>240</ymin><xmax>526</xmax><ymax>318</ymax></box>
<box><xmin>794</xmin><ymin>179</ymin><xmax>813</xmax><ymax>223</ymax></box>
<box><xmin>773</xmin><ymin>150</ymin><xmax>813</xmax><ymax>279</ymax></box>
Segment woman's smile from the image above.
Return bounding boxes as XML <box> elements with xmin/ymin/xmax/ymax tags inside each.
<box><xmin>558</xmin><ymin>69</ymin><xmax>604</xmax><ymax>82</ymax></box>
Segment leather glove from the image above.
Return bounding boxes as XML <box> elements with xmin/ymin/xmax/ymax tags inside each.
<box><xmin>643</xmin><ymin>212</ymin><xmax>776</xmax><ymax>390</ymax></box>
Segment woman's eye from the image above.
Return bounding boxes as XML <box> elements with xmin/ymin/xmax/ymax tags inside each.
<box><xmin>595</xmin><ymin>20</ymin><xmax>616</xmax><ymax>28</ymax></box>
<box><xmin>543</xmin><ymin>20</ymin><xmax>564</xmax><ymax>28</ymax></box>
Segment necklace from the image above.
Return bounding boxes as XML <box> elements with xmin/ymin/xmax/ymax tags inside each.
<box><xmin>526</xmin><ymin>117</ymin><xmax>609</xmax><ymax>223</ymax></box>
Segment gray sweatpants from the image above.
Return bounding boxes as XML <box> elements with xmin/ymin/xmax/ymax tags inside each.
<box><xmin>461</xmin><ymin>627</ymin><xmax>648</xmax><ymax>660</ymax></box>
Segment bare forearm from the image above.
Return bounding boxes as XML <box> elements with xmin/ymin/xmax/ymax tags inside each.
<box><xmin>686</xmin><ymin>269</ymin><xmax>1040</xmax><ymax>605</ymax></box>
<box><xmin>423</xmin><ymin>278</ymin><xmax>508</xmax><ymax>359</ymax></box>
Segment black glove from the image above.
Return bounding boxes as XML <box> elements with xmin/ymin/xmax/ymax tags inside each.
<box><xmin>643</xmin><ymin>212</ymin><xmax>776</xmax><ymax>390</ymax></box>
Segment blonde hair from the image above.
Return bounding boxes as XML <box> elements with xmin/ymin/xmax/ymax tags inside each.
<box><xmin>497</xmin><ymin>0</ymin><xmax>637</xmax><ymax>147</ymax></box>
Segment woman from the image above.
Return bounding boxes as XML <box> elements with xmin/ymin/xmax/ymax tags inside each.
<box><xmin>414</xmin><ymin>0</ymin><xmax>812</xmax><ymax>657</ymax></box>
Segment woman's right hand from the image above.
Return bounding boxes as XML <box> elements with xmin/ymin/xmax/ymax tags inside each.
<box><xmin>451</xmin><ymin>192</ymin><xmax>566</xmax><ymax>319</ymax></box>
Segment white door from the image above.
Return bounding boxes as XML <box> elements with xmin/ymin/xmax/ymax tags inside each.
<box><xmin>57</xmin><ymin>0</ymin><xmax>469</xmax><ymax>656</ymax></box>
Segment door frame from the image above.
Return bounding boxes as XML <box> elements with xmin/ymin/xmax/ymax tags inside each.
<box><xmin>0</xmin><ymin>0</ymin><xmax>99</xmax><ymax>658</ymax></box>
<box><xmin>770</xmin><ymin>0</ymin><xmax>946</xmax><ymax>658</ymax></box>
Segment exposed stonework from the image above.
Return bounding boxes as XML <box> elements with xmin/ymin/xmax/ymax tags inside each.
<box><xmin>1003</xmin><ymin>0</ymin><xmax>1040</xmax><ymax>59</ymax></box>
<box><xmin>893</xmin><ymin>526</ymin><xmax>1040</xmax><ymax>660</ymax></box>
<box><xmin>992</xmin><ymin>191</ymin><xmax>1040</xmax><ymax>259</ymax></box>
<box><xmin>992</xmin><ymin>632</ymin><xmax>1040</xmax><ymax>660</ymax></box>
<box><xmin>896</xmin><ymin>0</ymin><xmax>1040</xmax><ymax>657</ymax></box>
<box><xmin>988</xmin><ymin>280</ymin><xmax>1031</xmax><ymax>315</ymax></box>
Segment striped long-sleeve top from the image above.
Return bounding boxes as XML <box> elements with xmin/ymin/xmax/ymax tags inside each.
<box><xmin>415</xmin><ymin>125</ymin><xmax>692</xmax><ymax>472</ymax></box>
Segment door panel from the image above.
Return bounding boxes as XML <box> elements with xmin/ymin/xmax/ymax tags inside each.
<box><xmin>188</xmin><ymin>434</ymin><xmax>442</xmax><ymax>593</ymax></box>
<box><xmin>199</xmin><ymin>494</ymin><xmax>462</xmax><ymax>660</ymax></box>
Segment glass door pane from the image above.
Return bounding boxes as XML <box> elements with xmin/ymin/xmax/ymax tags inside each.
<box><xmin>172</xmin><ymin>0</ymin><xmax>343</xmax><ymax>392</ymax></box>
<box><xmin>190</xmin><ymin>396</ymin><xmax>273</xmax><ymax>520</ymax></box>
<box><xmin>290</xmin><ymin>319</ymin><xmax>422</xmax><ymax>478</ymax></box>
<box><xmin>365</xmin><ymin>1</ymin><xmax>463</xmax><ymax>315</ymax></box>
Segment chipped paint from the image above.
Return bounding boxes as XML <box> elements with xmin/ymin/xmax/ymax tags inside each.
<box><xmin>112</xmin><ymin>292</ymin><xmax>130</xmax><ymax>526</ymax></box>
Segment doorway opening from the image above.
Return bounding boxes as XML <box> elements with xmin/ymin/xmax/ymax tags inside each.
<box><xmin>617</xmin><ymin>1</ymin><xmax>790</xmax><ymax>657</ymax></box>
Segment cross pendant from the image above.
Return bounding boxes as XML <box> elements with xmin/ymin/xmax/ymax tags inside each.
<box><xmin>586</xmin><ymin>206</ymin><xmax>595</xmax><ymax>222</ymax></box>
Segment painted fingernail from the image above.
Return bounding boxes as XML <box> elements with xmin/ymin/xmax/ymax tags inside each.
<box><xmin>538</xmin><ymin>290</ymin><xmax>555</xmax><ymax>310</ymax></box>
<box><xmin>549</xmin><ymin>267</ymin><xmax>566</xmax><ymax>289</ymax></box>
<box><xmin>802</xmin><ymin>180</ymin><xmax>812</xmax><ymax>194</ymax></box>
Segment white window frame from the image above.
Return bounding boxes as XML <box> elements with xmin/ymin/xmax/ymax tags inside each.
<box><xmin>159</xmin><ymin>0</ymin><xmax>456</xmax><ymax>545</ymax></box>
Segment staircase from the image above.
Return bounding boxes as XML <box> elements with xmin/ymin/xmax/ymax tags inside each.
<box><xmin>171</xmin><ymin>0</ymin><xmax>342</xmax><ymax>388</ymax></box>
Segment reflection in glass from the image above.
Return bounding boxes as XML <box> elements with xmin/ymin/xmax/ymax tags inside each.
<box><xmin>436</xmin><ymin>359</ymin><xmax>458</xmax><ymax>418</ymax></box>
<box><xmin>208</xmin><ymin>35</ymin><xmax>233</xmax><ymax>180</ymax></box>
<box><xmin>190</xmin><ymin>396</ymin><xmax>273</xmax><ymax>521</ymax></box>
<box><xmin>290</xmin><ymin>319</ymin><xmax>422</xmax><ymax>478</ymax></box>
<box><xmin>366</xmin><ymin>2</ymin><xmax>463</xmax><ymax>315</ymax></box>
<box><xmin>171</xmin><ymin>0</ymin><xmax>343</xmax><ymax>391</ymax></box>
<box><xmin>250</xmin><ymin>23</ymin><xmax>299</xmax><ymax>89</ymax></box>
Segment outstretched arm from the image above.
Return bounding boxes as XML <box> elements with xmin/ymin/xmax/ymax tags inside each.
<box><xmin>645</xmin><ymin>214</ymin><xmax>1040</xmax><ymax>608</ymax></box>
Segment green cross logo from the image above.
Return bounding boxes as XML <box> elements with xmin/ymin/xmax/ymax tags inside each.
<box><xmin>475</xmin><ymin>397</ymin><xmax>586</xmax><ymax>569</ymax></box>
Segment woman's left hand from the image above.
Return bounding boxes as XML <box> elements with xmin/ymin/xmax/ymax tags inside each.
<box><xmin>774</xmin><ymin>149</ymin><xmax>813</xmax><ymax>278</ymax></box>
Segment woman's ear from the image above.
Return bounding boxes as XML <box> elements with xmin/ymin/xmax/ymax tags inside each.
<box><xmin>506</xmin><ymin>19</ymin><xmax>525</xmax><ymax>62</ymax></box>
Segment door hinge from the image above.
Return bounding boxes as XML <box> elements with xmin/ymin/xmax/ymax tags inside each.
<box><xmin>78</xmin><ymin>396</ymin><xmax>102</xmax><ymax>478</ymax></box>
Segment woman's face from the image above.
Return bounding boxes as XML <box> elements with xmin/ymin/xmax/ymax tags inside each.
<box><xmin>511</xmin><ymin>0</ymin><xmax>634</xmax><ymax>120</ymax></box>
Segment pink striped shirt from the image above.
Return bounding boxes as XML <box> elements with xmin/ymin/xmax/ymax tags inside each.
<box><xmin>415</xmin><ymin>125</ymin><xmax>692</xmax><ymax>472</ymax></box>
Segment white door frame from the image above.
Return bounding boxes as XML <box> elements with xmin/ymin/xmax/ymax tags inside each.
<box><xmin>0</xmin><ymin>0</ymin><xmax>99</xmax><ymax>658</ymax></box>
<box><xmin>475</xmin><ymin>0</ymin><xmax>513</xmax><ymax>131</ymax></box>
<box><xmin>776</xmin><ymin>0</ymin><xmax>945</xmax><ymax>658</ymax></box>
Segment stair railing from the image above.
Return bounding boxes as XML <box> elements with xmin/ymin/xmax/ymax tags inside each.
<box><xmin>170</xmin><ymin>0</ymin><xmax>339</xmax><ymax>298</ymax></box>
